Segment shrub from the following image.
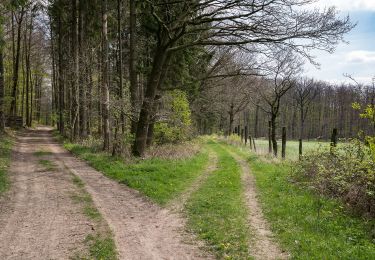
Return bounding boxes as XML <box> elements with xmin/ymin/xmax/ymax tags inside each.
<box><xmin>292</xmin><ymin>140</ymin><xmax>375</xmax><ymax>217</ymax></box>
<box><xmin>154</xmin><ymin>90</ymin><xmax>192</xmax><ymax>144</ymax></box>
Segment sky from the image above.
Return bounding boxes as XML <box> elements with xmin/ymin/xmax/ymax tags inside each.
<box><xmin>303</xmin><ymin>0</ymin><xmax>375</xmax><ymax>84</ymax></box>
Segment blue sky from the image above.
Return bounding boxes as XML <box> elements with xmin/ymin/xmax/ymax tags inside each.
<box><xmin>304</xmin><ymin>0</ymin><xmax>375</xmax><ymax>84</ymax></box>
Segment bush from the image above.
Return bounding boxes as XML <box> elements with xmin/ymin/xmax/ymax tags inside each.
<box><xmin>154</xmin><ymin>90</ymin><xmax>192</xmax><ymax>144</ymax></box>
<box><xmin>292</xmin><ymin>140</ymin><xmax>375</xmax><ymax>217</ymax></box>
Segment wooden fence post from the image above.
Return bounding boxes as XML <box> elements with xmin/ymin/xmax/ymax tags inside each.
<box><xmin>330</xmin><ymin>128</ymin><xmax>338</xmax><ymax>153</ymax></box>
<box><xmin>249</xmin><ymin>135</ymin><xmax>253</xmax><ymax>150</ymax></box>
<box><xmin>282</xmin><ymin>127</ymin><xmax>286</xmax><ymax>159</ymax></box>
<box><xmin>241</xmin><ymin>129</ymin><xmax>244</xmax><ymax>143</ymax></box>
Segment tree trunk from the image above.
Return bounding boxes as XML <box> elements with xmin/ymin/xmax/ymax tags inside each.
<box><xmin>79</xmin><ymin>3</ymin><xmax>87</xmax><ymax>138</ymax></box>
<box><xmin>282</xmin><ymin>126</ymin><xmax>286</xmax><ymax>159</ymax></box>
<box><xmin>71</xmin><ymin>0</ymin><xmax>80</xmax><ymax>141</ymax></box>
<box><xmin>25</xmin><ymin>14</ymin><xmax>33</xmax><ymax>127</ymax></box>
<box><xmin>299</xmin><ymin>103</ymin><xmax>304</xmax><ymax>157</ymax></box>
<box><xmin>228</xmin><ymin>104</ymin><xmax>234</xmax><ymax>135</ymax></box>
<box><xmin>102</xmin><ymin>0</ymin><xmax>110</xmax><ymax>151</ymax></box>
<box><xmin>0</xmin><ymin>48</ymin><xmax>4</xmax><ymax>131</ymax></box>
<box><xmin>57</xmin><ymin>13</ymin><xmax>65</xmax><ymax>135</ymax></box>
<box><xmin>133</xmin><ymin>47</ymin><xmax>168</xmax><ymax>156</ymax></box>
<box><xmin>117</xmin><ymin>0</ymin><xmax>125</xmax><ymax>134</ymax></box>
<box><xmin>268</xmin><ymin>120</ymin><xmax>272</xmax><ymax>154</ymax></box>
<box><xmin>271</xmin><ymin>114</ymin><xmax>278</xmax><ymax>157</ymax></box>
<box><xmin>129</xmin><ymin>0</ymin><xmax>138</xmax><ymax>135</ymax></box>
<box><xmin>254</xmin><ymin>104</ymin><xmax>259</xmax><ymax>138</ymax></box>
<box><xmin>10</xmin><ymin>7</ymin><xmax>25</xmax><ymax>116</ymax></box>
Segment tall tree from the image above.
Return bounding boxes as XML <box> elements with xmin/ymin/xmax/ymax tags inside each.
<box><xmin>9</xmin><ymin>3</ymin><xmax>25</xmax><ymax>116</ymax></box>
<box><xmin>102</xmin><ymin>0</ymin><xmax>110</xmax><ymax>151</ymax></box>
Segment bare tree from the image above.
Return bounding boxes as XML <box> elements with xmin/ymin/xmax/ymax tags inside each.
<box><xmin>293</xmin><ymin>78</ymin><xmax>317</xmax><ymax>157</ymax></box>
<box><xmin>256</xmin><ymin>50</ymin><xmax>302</xmax><ymax>157</ymax></box>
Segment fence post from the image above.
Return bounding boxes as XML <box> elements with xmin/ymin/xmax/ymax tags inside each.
<box><xmin>282</xmin><ymin>127</ymin><xmax>286</xmax><ymax>159</ymax></box>
<box><xmin>330</xmin><ymin>128</ymin><xmax>338</xmax><ymax>153</ymax></box>
<box><xmin>241</xmin><ymin>129</ymin><xmax>244</xmax><ymax>143</ymax></box>
<box><xmin>249</xmin><ymin>135</ymin><xmax>253</xmax><ymax>150</ymax></box>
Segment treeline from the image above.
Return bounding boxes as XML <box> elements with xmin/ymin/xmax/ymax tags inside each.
<box><xmin>196</xmin><ymin>80</ymin><xmax>375</xmax><ymax>140</ymax></box>
<box><xmin>0</xmin><ymin>1</ymin><xmax>355</xmax><ymax>157</ymax></box>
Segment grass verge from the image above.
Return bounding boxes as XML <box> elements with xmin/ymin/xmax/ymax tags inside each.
<box><xmin>70</xmin><ymin>174</ymin><xmax>117</xmax><ymax>260</ymax></box>
<box><xmin>0</xmin><ymin>133</ymin><xmax>14</xmax><ymax>194</ymax></box>
<box><xmin>63</xmin><ymin>141</ymin><xmax>209</xmax><ymax>205</ymax></box>
<box><xmin>224</xmin><ymin>142</ymin><xmax>375</xmax><ymax>259</ymax></box>
<box><xmin>186</xmin><ymin>141</ymin><xmax>251</xmax><ymax>259</ymax></box>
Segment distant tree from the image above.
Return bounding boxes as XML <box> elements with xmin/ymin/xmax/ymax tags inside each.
<box><xmin>293</xmin><ymin>78</ymin><xmax>317</xmax><ymax>157</ymax></box>
<box><xmin>256</xmin><ymin>50</ymin><xmax>302</xmax><ymax>157</ymax></box>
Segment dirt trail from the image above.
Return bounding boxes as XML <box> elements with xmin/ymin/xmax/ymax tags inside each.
<box><xmin>45</xmin><ymin>129</ymin><xmax>212</xmax><ymax>260</ymax></box>
<box><xmin>167</xmin><ymin>151</ymin><xmax>218</xmax><ymax>213</ymax></box>
<box><xmin>0</xmin><ymin>128</ymin><xmax>93</xmax><ymax>259</ymax></box>
<box><xmin>227</xmin><ymin>150</ymin><xmax>288</xmax><ymax>260</ymax></box>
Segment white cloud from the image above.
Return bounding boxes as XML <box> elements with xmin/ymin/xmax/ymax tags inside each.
<box><xmin>345</xmin><ymin>50</ymin><xmax>375</xmax><ymax>64</ymax></box>
<box><xmin>311</xmin><ymin>0</ymin><xmax>375</xmax><ymax>11</ymax></box>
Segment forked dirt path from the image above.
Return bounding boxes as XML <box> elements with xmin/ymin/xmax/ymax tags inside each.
<box><xmin>0</xmin><ymin>128</ymin><xmax>94</xmax><ymax>259</ymax></box>
<box><xmin>226</xmin><ymin>149</ymin><xmax>289</xmax><ymax>260</ymax></box>
<box><xmin>45</xmin><ymin>128</ymin><xmax>212</xmax><ymax>260</ymax></box>
<box><xmin>167</xmin><ymin>151</ymin><xmax>218</xmax><ymax>213</ymax></box>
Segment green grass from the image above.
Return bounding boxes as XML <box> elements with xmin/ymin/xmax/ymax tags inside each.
<box><xmin>226</xmin><ymin>135</ymin><xmax>331</xmax><ymax>160</ymax></box>
<box><xmin>85</xmin><ymin>234</ymin><xmax>117</xmax><ymax>260</ymax></box>
<box><xmin>70</xmin><ymin>176</ymin><xmax>101</xmax><ymax>220</ymax></box>
<box><xmin>63</xmin><ymin>142</ymin><xmax>209</xmax><ymax>205</ymax></box>
<box><xmin>186</xmin><ymin>141</ymin><xmax>251</xmax><ymax>259</ymax></box>
<box><xmin>38</xmin><ymin>159</ymin><xmax>56</xmax><ymax>171</ymax></box>
<box><xmin>225</xmin><ymin>143</ymin><xmax>375</xmax><ymax>259</ymax></box>
<box><xmin>34</xmin><ymin>149</ymin><xmax>52</xmax><ymax>157</ymax></box>
<box><xmin>70</xmin><ymin>175</ymin><xmax>117</xmax><ymax>259</ymax></box>
<box><xmin>0</xmin><ymin>133</ymin><xmax>13</xmax><ymax>194</ymax></box>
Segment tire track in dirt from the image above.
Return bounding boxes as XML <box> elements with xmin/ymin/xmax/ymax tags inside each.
<box><xmin>225</xmin><ymin>148</ymin><xmax>289</xmax><ymax>260</ymax></box>
<box><xmin>0</xmin><ymin>128</ymin><xmax>94</xmax><ymax>259</ymax></box>
<box><xmin>167</xmin><ymin>151</ymin><xmax>218</xmax><ymax>213</ymax></box>
<box><xmin>47</xmin><ymin>129</ymin><xmax>213</xmax><ymax>260</ymax></box>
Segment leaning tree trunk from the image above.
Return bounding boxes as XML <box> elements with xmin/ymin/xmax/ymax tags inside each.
<box><xmin>102</xmin><ymin>0</ymin><xmax>110</xmax><ymax>151</ymax></box>
<box><xmin>133</xmin><ymin>47</ymin><xmax>168</xmax><ymax>157</ymax></box>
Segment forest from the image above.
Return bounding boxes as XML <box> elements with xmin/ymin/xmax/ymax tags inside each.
<box><xmin>0</xmin><ymin>0</ymin><xmax>374</xmax><ymax>259</ymax></box>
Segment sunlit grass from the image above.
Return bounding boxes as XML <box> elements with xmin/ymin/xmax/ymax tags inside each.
<box><xmin>63</xmin><ymin>142</ymin><xmax>209</xmax><ymax>205</ymax></box>
<box><xmin>224</xmin><ymin>143</ymin><xmax>375</xmax><ymax>259</ymax></box>
<box><xmin>186</xmin><ymin>141</ymin><xmax>251</xmax><ymax>259</ymax></box>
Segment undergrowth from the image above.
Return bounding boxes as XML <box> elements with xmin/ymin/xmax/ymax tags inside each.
<box><xmin>0</xmin><ymin>133</ymin><xmax>13</xmax><ymax>194</ymax></box>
